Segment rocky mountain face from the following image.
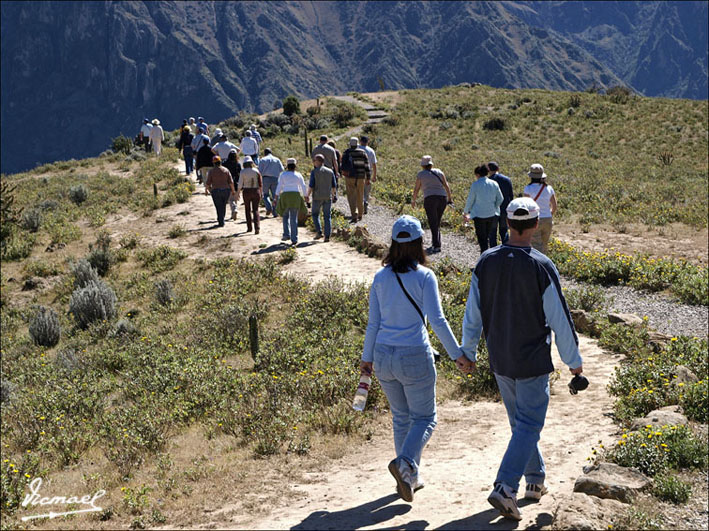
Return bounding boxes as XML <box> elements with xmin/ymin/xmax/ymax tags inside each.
<box><xmin>1</xmin><ymin>1</ymin><xmax>706</xmax><ymax>175</ymax></box>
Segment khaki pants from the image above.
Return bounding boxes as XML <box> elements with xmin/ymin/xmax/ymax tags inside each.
<box><xmin>531</xmin><ymin>217</ymin><xmax>553</xmax><ymax>255</ymax></box>
<box><xmin>345</xmin><ymin>177</ymin><xmax>365</xmax><ymax>219</ymax></box>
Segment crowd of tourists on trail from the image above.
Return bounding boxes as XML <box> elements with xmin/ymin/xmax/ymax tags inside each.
<box><xmin>136</xmin><ymin>111</ymin><xmax>576</xmax><ymax>522</ymax></box>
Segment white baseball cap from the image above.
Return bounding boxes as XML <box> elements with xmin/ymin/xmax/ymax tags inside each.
<box><xmin>506</xmin><ymin>197</ymin><xmax>540</xmax><ymax>220</ymax></box>
<box><xmin>286</xmin><ymin>157</ymin><xmax>297</xmax><ymax>165</ymax></box>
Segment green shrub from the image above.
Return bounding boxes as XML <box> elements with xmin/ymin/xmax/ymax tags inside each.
<box><xmin>87</xmin><ymin>231</ymin><xmax>113</xmax><ymax>276</ymax></box>
<box><xmin>278</xmin><ymin>246</ymin><xmax>297</xmax><ymax>264</ymax></box>
<box><xmin>680</xmin><ymin>379</ymin><xmax>708</xmax><ymax>423</ymax></box>
<box><xmin>599</xmin><ymin>323</ymin><xmax>650</xmax><ymax>356</ymax></box>
<box><xmin>28</xmin><ymin>306</ymin><xmax>61</xmax><ymax>347</ymax></box>
<box><xmin>154</xmin><ymin>279</ymin><xmax>175</xmax><ymax>306</ymax></box>
<box><xmin>652</xmin><ymin>473</ymin><xmax>691</xmax><ymax>504</ymax></box>
<box><xmin>1</xmin><ymin>231</ymin><xmax>35</xmax><ymax>261</ymax></box>
<box><xmin>69</xmin><ymin>280</ymin><xmax>117</xmax><ymax>329</ymax></box>
<box><xmin>283</xmin><ymin>95</ymin><xmax>301</xmax><ymax>116</ymax></box>
<box><xmin>21</xmin><ymin>208</ymin><xmax>42</xmax><ymax>233</ymax></box>
<box><xmin>136</xmin><ymin>246</ymin><xmax>187</xmax><ymax>273</ymax></box>
<box><xmin>68</xmin><ymin>184</ymin><xmax>89</xmax><ymax>205</ymax></box>
<box><xmin>563</xmin><ymin>285</ymin><xmax>611</xmax><ymax>313</ymax></box>
<box><xmin>482</xmin><ymin>117</ymin><xmax>506</xmax><ymax>130</ymax></box>
<box><xmin>111</xmin><ymin>135</ymin><xmax>133</xmax><ymax>155</ymax></box>
<box><xmin>24</xmin><ymin>259</ymin><xmax>62</xmax><ymax>278</ymax></box>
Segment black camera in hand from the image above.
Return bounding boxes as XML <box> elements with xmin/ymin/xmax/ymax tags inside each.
<box><xmin>568</xmin><ymin>374</ymin><xmax>589</xmax><ymax>395</ymax></box>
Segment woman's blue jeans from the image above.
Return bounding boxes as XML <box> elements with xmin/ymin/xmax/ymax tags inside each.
<box><xmin>282</xmin><ymin>208</ymin><xmax>299</xmax><ymax>243</ymax></box>
<box><xmin>374</xmin><ymin>344</ymin><xmax>437</xmax><ymax>475</ymax></box>
<box><xmin>494</xmin><ymin>373</ymin><xmax>549</xmax><ymax>492</ymax></box>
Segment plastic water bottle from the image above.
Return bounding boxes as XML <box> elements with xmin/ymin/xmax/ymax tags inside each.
<box><xmin>352</xmin><ymin>375</ymin><xmax>372</xmax><ymax>411</ymax></box>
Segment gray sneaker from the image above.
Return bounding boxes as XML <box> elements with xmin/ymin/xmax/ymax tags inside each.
<box><xmin>389</xmin><ymin>458</ymin><xmax>414</xmax><ymax>502</ymax></box>
<box><xmin>487</xmin><ymin>483</ymin><xmax>521</xmax><ymax>521</ymax></box>
<box><xmin>524</xmin><ymin>482</ymin><xmax>548</xmax><ymax>500</ymax></box>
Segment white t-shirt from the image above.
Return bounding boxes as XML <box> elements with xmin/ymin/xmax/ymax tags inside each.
<box><xmin>140</xmin><ymin>123</ymin><xmax>152</xmax><ymax>137</ymax></box>
<box><xmin>239</xmin><ymin>136</ymin><xmax>259</xmax><ymax>156</ymax></box>
<box><xmin>524</xmin><ymin>182</ymin><xmax>555</xmax><ymax>218</ymax></box>
<box><xmin>359</xmin><ymin>145</ymin><xmax>377</xmax><ymax>166</ymax></box>
<box><xmin>213</xmin><ymin>141</ymin><xmax>239</xmax><ymax>161</ymax></box>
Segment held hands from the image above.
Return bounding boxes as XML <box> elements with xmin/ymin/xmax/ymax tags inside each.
<box><xmin>455</xmin><ymin>355</ymin><xmax>476</xmax><ymax>374</ymax></box>
<box><xmin>360</xmin><ymin>361</ymin><xmax>373</xmax><ymax>377</ymax></box>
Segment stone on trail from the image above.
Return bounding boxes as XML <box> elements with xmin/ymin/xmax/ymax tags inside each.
<box><xmin>647</xmin><ymin>330</ymin><xmax>672</xmax><ymax>352</ymax></box>
<box><xmin>573</xmin><ymin>462</ymin><xmax>651</xmax><ymax>503</ymax></box>
<box><xmin>672</xmin><ymin>365</ymin><xmax>699</xmax><ymax>386</ymax></box>
<box><xmin>552</xmin><ymin>492</ymin><xmax>626</xmax><ymax>530</ymax></box>
<box><xmin>607</xmin><ymin>312</ymin><xmax>644</xmax><ymax>327</ymax></box>
<box><xmin>630</xmin><ymin>405</ymin><xmax>689</xmax><ymax>430</ymax></box>
<box><xmin>570</xmin><ymin>309</ymin><xmax>598</xmax><ymax>336</ymax></box>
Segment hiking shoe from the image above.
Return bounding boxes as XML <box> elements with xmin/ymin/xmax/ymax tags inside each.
<box><xmin>364</xmin><ymin>203</ymin><xmax>368</xmax><ymax>214</ymax></box>
<box><xmin>281</xmin><ymin>236</ymin><xmax>290</xmax><ymax>241</ymax></box>
<box><xmin>231</xmin><ymin>211</ymin><xmax>237</xmax><ymax>220</ymax></box>
<box><xmin>350</xmin><ymin>216</ymin><xmax>358</xmax><ymax>223</ymax></box>
<box><xmin>254</xmin><ymin>228</ymin><xmax>260</xmax><ymax>235</ymax></box>
<box><xmin>397</xmin><ymin>473</ymin><xmax>424</xmax><ymax>498</ymax></box>
<box><xmin>524</xmin><ymin>483</ymin><xmax>548</xmax><ymax>500</ymax></box>
<box><xmin>432</xmin><ymin>247</ymin><xmax>441</xmax><ymax>253</ymax></box>
<box><xmin>324</xmin><ymin>236</ymin><xmax>330</xmax><ymax>242</ymax></box>
<box><xmin>388</xmin><ymin>458</ymin><xmax>414</xmax><ymax>503</ymax></box>
<box><xmin>314</xmin><ymin>232</ymin><xmax>323</xmax><ymax>240</ymax></box>
<box><xmin>487</xmin><ymin>483</ymin><xmax>521</xmax><ymax>521</ymax></box>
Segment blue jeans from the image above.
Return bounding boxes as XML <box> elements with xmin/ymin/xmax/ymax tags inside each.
<box><xmin>311</xmin><ymin>199</ymin><xmax>332</xmax><ymax>237</ymax></box>
<box><xmin>183</xmin><ymin>147</ymin><xmax>194</xmax><ymax>174</ymax></box>
<box><xmin>374</xmin><ymin>344</ymin><xmax>437</xmax><ymax>475</ymax></box>
<box><xmin>489</xmin><ymin>212</ymin><xmax>509</xmax><ymax>247</ymax></box>
<box><xmin>282</xmin><ymin>208</ymin><xmax>299</xmax><ymax>243</ymax></box>
<box><xmin>494</xmin><ymin>373</ymin><xmax>549</xmax><ymax>491</ymax></box>
<box><xmin>262</xmin><ymin>176</ymin><xmax>279</xmax><ymax>214</ymax></box>
<box><xmin>211</xmin><ymin>188</ymin><xmax>231</xmax><ymax>226</ymax></box>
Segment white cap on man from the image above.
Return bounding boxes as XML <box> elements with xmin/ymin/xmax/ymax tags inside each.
<box><xmin>506</xmin><ymin>197</ymin><xmax>540</xmax><ymax>220</ymax></box>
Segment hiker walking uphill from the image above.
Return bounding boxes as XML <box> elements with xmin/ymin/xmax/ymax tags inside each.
<box><xmin>240</xmin><ymin>130</ymin><xmax>260</xmax><ymax>164</ymax></box>
<box><xmin>360</xmin><ymin>215</ymin><xmax>469</xmax><ymax>504</ymax></box>
<box><xmin>459</xmin><ymin>197</ymin><xmax>583</xmax><ymax>521</ymax></box>
<box><xmin>224</xmin><ymin>149</ymin><xmax>241</xmax><ymax>221</ymax></box>
<box><xmin>139</xmin><ymin>118</ymin><xmax>153</xmax><ymax>152</ymax></box>
<box><xmin>211</xmin><ymin>128</ymin><xmax>224</xmax><ymax>147</ymax></box>
<box><xmin>177</xmin><ymin>126</ymin><xmax>194</xmax><ymax>175</ymax></box>
<box><xmin>149</xmin><ymin>119</ymin><xmax>164</xmax><ymax>156</ymax></box>
<box><xmin>305</xmin><ymin>154</ymin><xmax>337</xmax><ymax>242</ymax></box>
<box><xmin>212</xmin><ymin>134</ymin><xmax>239</xmax><ymax>161</ymax></box>
<box><xmin>341</xmin><ymin>137</ymin><xmax>371</xmax><ymax>222</ymax></box>
<box><xmin>236</xmin><ymin>156</ymin><xmax>263</xmax><ymax>234</ymax></box>
<box><xmin>411</xmin><ymin>155</ymin><xmax>453</xmax><ymax>254</ymax></box>
<box><xmin>463</xmin><ymin>165</ymin><xmax>503</xmax><ymax>253</ymax></box>
<box><xmin>195</xmin><ymin>138</ymin><xmax>214</xmax><ymax>185</ymax></box>
<box><xmin>205</xmin><ymin>155</ymin><xmax>236</xmax><ymax>227</ymax></box>
<box><xmin>311</xmin><ymin>135</ymin><xmax>340</xmax><ymax>183</ymax></box>
<box><xmin>487</xmin><ymin>161</ymin><xmax>513</xmax><ymax>246</ymax></box>
<box><xmin>249</xmin><ymin>124</ymin><xmax>263</xmax><ymax>146</ymax></box>
<box><xmin>359</xmin><ymin>136</ymin><xmax>378</xmax><ymax>214</ymax></box>
<box><xmin>276</xmin><ymin>158</ymin><xmax>308</xmax><ymax>246</ymax></box>
<box><xmin>258</xmin><ymin>148</ymin><xmax>284</xmax><ymax>217</ymax></box>
<box><xmin>523</xmin><ymin>164</ymin><xmax>557</xmax><ymax>255</ymax></box>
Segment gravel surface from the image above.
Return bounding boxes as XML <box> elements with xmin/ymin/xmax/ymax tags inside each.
<box><xmin>334</xmin><ymin>199</ymin><xmax>708</xmax><ymax>338</ymax></box>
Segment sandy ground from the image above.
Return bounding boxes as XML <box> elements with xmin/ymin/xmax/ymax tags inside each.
<box><xmin>183</xmin><ymin>337</ymin><xmax>620</xmax><ymax>530</ymax></box>
<box><xmin>103</xmin><ymin>163</ymin><xmax>381</xmax><ymax>286</ymax></box>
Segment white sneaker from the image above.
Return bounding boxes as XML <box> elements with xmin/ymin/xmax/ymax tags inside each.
<box><xmin>389</xmin><ymin>458</ymin><xmax>414</xmax><ymax>502</ymax></box>
<box><xmin>487</xmin><ymin>483</ymin><xmax>521</xmax><ymax>521</ymax></box>
<box><xmin>524</xmin><ymin>482</ymin><xmax>548</xmax><ymax>500</ymax></box>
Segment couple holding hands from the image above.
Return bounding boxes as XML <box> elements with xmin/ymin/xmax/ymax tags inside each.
<box><xmin>359</xmin><ymin>197</ymin><xmax>583</xmax><ymax>521</ymax></box>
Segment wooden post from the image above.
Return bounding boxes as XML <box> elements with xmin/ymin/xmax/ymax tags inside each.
<box><xmin>309</xmin><ymin>138</ymin><xmax>313</xmax><ymax>156</ymax></box>
<box><xmin>303</xmin><ymin>126</ymin><xmax>308</xmax><ymax>157</ymax></box>
<box><xmin>153</xmin><ymin>183</ymin><xmax>158</xmax><ymax>197</ymax></box>
<box><xmin>249</xmin><ymin>314</ymin><xmax>259</xmax><ymax>361</ymax></box>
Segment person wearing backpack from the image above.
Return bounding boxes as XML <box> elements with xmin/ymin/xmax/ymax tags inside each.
<box><xmin>411</xmin><ymin>155</ymin><xmax>453</xmax><ymax>254</ymax></box>
<box><xmin>360</xmin><ymin>215</ymin><xmax>469</xmax><ymax>503</ymax></box>
<box><xmin>523</xmin><ymin>164</ymin><xmax>557</xmax><ymax>255</ymax></box>
<box><xmin>341</xmin><ymin>137</ymin><xmax>371</xmax><ymax>222</ymax></box>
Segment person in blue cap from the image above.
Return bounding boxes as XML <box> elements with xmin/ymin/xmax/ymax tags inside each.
<box><xmin>360</xmin><ymin>215</ymin><xmax>470</xmax><ymax>503</ymax></box>
<box><xmin>139</xmin><ymin>118</ymin><xmax>153</xmax><ymax>152</ymax></box>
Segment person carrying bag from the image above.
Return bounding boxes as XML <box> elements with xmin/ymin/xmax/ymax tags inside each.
<box><xmin>411</xmin><ymin>155</ymin><xmax>454</xmax><ymax>254</ymax></box>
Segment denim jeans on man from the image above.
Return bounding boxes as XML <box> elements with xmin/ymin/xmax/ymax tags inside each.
<box><xmin>374</xmin><ymin>344</ymin><xmax>437</xmax><ymax>474</ymax></box>
<box><xmin>489</xmin><ymin>212</ymin><xmax>509</xmax><ymax>247</ymax></box>
<box><xmin>183</xmin><ymin>146</ymin><xmax>194</xmax><ymax>175</ymax></box>
<box><xmin>311</xmin><ymin>199</ymin><xmax>332</xmax><ymax>237</ymax></box>
<box><xmin>282</xmin><ymin>208</ymin><xmax>299</xmax><ymax>243</ymax></box>
<box><xmin>210</xmin><ymin>188</ymin><xmax>231</xmax><ymax>227</ymax></box>
<box><xmin>262</xmin><ymin>176</ymin><xmax>279</xmax><ymax>215</ymax></box>
<box><xmin>494</xmin><ymin>373</ymin><xmax>549</xmax><ymax>491</ymax></box>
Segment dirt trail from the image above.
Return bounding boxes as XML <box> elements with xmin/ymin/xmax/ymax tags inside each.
<box><xmin>104</xmin><ymin>163</ymin><xmax>380</xmax><ymax>285</ymax></box>
<box><xmin>196</xmin><ymin>337</ymin><xmax>620</xmax><ymax>530</ymax></box>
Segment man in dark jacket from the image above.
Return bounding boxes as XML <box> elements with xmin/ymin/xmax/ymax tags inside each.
<box><xmin>340</xmin><ymin>137</ymin><xmax>370</xmax><ymax>222</ymax></box>
<box><xmin>195</xmin><ymin>138</ymin><xmax>214</xmax><ymax>184</ymax></box>
<box><xmin>487</xmin><ymin>161</ymin><xmax>513</xmax><ymax>246</ymax></box>
<box><xmin>459</xmin><ymin>197</ymin><xmax>583</xmax><ymax>521</ymax></box>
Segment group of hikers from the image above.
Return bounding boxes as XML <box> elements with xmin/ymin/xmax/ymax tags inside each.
<box><xmin>138</xmin><ymin>114</ymin><xmax>575</xmax><ymax>520</ymax></box>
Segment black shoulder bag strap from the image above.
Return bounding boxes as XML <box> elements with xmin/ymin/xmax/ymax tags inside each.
<box><xmin>394</xmin><ymin>272</ymin><xmax>441</xmax><ymax>362</ymax></box>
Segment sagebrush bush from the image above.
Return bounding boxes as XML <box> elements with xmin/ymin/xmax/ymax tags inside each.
<box><xmin>21</xmin><ymin>209</ymin><xmax>42</xmax><ymax>233</ymax></box>
<box><xmin>154</xmin><ymin>279</ymin><xmax>175</xmax><ymax>306</ymax></box>
<box><xmin>71</xmin><ymin>259</ymin><xmax>100</xmax><ymax>288</ymax></box>
<box><xmin>1</xmin><ymin>379</ymin><xmax>16</xmax><ymax>404</ymax></box>
<box><xmin>87</xmin><ymin>232</ymin><xmax>113</xmax><ymax>276</ymax></box>
<box><xmin>114</xmin><ymin>318</ymin><xmax>139</xmax><ymax>337</ymax></box>
<box><xmin>68</xmin><ymin>184</ymin><xmax>89</xmax><ymax>205</ymax></box>
<box><xmin>482</xmin><ymin>117</ymin><xmax>506</xmax><ymax>130</ymax></box>
<box><xmin>69</xmin><ymin>280</ymin><xmax>117</xmax><ymax>329</ymax></box>
<box><xmin>55</xmin><ymin>348</ymin><xmax>82</xmax><ymax>371</ymax></box>
<box><xmin>28</xmin><ymin>306</ymin><xmax>61</xmax><ymax>347</ymax></box>
<box><xmin>111</xmin><ymin>135</ymin><xmax>133</xmax><ymax>155</ymax></box>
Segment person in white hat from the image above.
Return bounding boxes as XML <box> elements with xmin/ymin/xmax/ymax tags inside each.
<box><xmin>411</xmin><ymin>155</ymin><xmax>453</xmax><ymax>253</ymax></box>
<box><xmin>249</xmin><ymin>124</ymin><xmax>263</xmax><ymax>145</ymax></box>
<box><xmin>210</xmin><ymin>128</ymin><xmax>224</xmax><ymax>147</ymax></box>
<box><xmin>212</xmin><ymin>133</ymin><xmax>239</xmax><ymax>161</ymax></box>
<box><xmin>236</xmin><ymin>156</ymin><xmax>263</xmax><ymax>234</ymax></box>
<box><xmin>359</xmin><ymin>215</ymin><xmax>468</xmax><ymax>503</ymax></box>
<box><xmin>148</xmin><ymin>119</ymin><xmax>164</xmax><ymax>156</ymax></box>
<box><xmin>523</xmin><ymin>163</ymin><xmax>556</xmax><ymax>254</ymax></box>
<box><xmin>275</xmin><ymin>158</ymin><xmax>307</xmax><ymax>245</ymax></box>
<box><xmin>459</xmin><ymin>197</ymin><xmax>582</xmax><ymax>521</ymax></box>
<box><xmin>340</xmin><ymin>137</ymin><xmax>371</xmax><ymax>222</ymax></box>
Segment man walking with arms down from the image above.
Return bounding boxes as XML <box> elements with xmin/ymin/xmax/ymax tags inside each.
<box><xmin>341</xmin><ymin>137</ymin><xmax>370</xmax><ymax>222</ymax></box>
<box><xmin>458</xmin><ymin>197</ymin><xmax>583</xmax><ymax>521</ymax></box>
<box><xmin>487</xmin><ymin>161</ymin><xmax>513</xmax><ymax>246</ymax></box>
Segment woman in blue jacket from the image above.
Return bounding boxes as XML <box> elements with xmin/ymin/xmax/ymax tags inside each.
<box><xmin>360</xmin><ymin>215</ymin><xmax>469</xmax><ymax>503</ymax></box>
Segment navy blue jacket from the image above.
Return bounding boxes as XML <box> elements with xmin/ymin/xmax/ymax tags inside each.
<box><xmin>489</xmin><ymin>172</ymin><xmax>514</xmax><ymax>213</ymax></box>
